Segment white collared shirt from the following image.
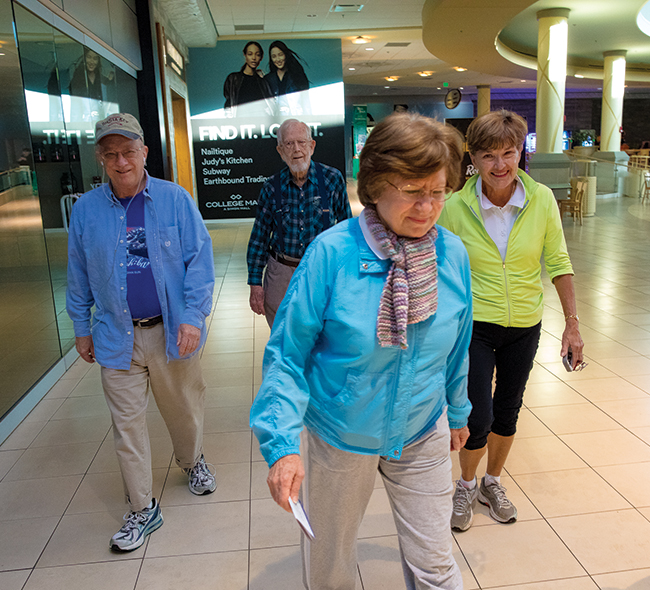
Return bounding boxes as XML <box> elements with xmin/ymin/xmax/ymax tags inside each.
<box><xmin>359</xmin><ymin>208</ymin><xmax>389</xmax><ymax>259</ymax></box>
<box><xmin>476</xmin><ymin>175</ymin><xmax>526</xmax><ymax>261</ymax></box>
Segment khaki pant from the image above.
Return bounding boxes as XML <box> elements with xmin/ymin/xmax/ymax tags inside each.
<box><xmin>262</xmin><ymin>254</ymin><xmax>299</xmax><ymax>328</ymax></box>
<box><xmin>101</xmin><ymin>322</ymin><xmax>206</xmax><ymax>512</ymax></box>
<box><xmin>301</xmin><ymin>412</ymin><xmax>462</xmax><ymax>590</ymax></box>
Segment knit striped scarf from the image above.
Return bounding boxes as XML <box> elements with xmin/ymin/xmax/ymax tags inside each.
<box><xmin>364</xmin><ymin>206</ymin><xmax>438</xmax><ymax>349</ymax></box>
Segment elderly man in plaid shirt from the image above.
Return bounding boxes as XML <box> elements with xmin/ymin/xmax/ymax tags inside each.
<box><xmin>247</xmin><ymin>119</ymin><xmax>352</xmax><ymax>327</ymax></box>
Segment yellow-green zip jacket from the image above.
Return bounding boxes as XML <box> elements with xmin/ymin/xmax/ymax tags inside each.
<box><xmin>438</xmin><ymin>170</ymin><xmax>573</xmax><ymax>328</ymax></box>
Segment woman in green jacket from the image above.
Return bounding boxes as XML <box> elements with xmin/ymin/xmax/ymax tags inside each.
<box><xmin>438</xmin><ymin>109</ymin><xmax>585</xmax><ymax>532</ymax></box>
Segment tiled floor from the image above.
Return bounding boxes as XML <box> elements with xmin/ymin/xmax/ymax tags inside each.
<box><xmin>2</xmin><ymin>195</ymin><xmax>650</xmax><ymax>589</ymax></box>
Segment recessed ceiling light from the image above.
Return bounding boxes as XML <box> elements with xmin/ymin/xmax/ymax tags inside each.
<box><xmin>365</xmin><ymin>47</ymin><xmax>374</xmax><ymax>51</ymax></box>
<box><xmin>418</xmin><ymin>71</ymin><xmax>434</xmax><ymax>77</ymax></box>
<box><xmin>520</xmin><ymin>79</ymin><xmax>527</xmax><ymax>82</ymax></box>
<box><xmin>385</xmin><ymin>76</ymin><xmax>399</xmax><ymax>82</ymax></box>
<box><xmin>348</xmin><ymin>67</ymin><xmax>356</xmax><ymax>71</ymax></box>
<box><xmin>352</xmin><ymin>36</ymin><xmax>370</xmax><ymax>44</ymax></box>
<box><xmin>575</xmin><ymin>74</ymin><xmax>584</xmax><ymax>78</ymax></box>
<box><xmin>453</xmin><ymin>66</ymin><xmax>467</xmax><ymax>72</ymax></box>
<box><xmin>384</xmin><ymin>86</ymin><xmax>390</xmax><ymax>88</ymax></box>
<box><xmin>437</xmin><ymin>87</ymin><xmax>441</xmax><ymax>90</ymax></box>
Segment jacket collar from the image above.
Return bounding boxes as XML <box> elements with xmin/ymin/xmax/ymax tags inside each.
<box><xmin>460</xmin><ymin>169</ymin><xmax>536</xmax><ymax>214</ymax></box>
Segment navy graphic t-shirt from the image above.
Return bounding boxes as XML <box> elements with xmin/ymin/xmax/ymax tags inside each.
<box><xmin>123</xmin><ymin>191</ymin><xmax>162</xmax><ymax>319</ymax></box>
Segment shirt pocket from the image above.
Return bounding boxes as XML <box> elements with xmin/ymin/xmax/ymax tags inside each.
<box><xmin>159</xmin><ymin>226</ymin><xmax>182</xmax><ymax>260</ymax></box>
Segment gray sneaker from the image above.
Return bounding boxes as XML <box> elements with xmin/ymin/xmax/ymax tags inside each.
<box><xmin>450</xmin><ymin>480</ymin><xmax>478</xmax><ymax>532</ymax></box>
<box><xmin>184</xmin><ymin>454</ymin><xmax>217</xmax><ymax>495</ymax></box>
<box><xmin>478</xmin><ymin>477</ymin><xmax>517</xmax><ymax>523</ymax></box>
<box><xmin>110</xmin><ymin>498</ymin><xmax>163</xmax><ymax>552</ymax></box>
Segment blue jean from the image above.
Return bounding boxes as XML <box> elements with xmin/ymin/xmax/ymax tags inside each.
<box><xmin>465</xmin><ymin>321</ymin><xmax>541</xmax><ymax>451</ymax></box>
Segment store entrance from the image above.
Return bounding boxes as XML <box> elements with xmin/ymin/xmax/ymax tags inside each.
<box><xmin>171</xmin><ymin>91</ymin><xmax>194</xmax><ymax>196</ymax></box>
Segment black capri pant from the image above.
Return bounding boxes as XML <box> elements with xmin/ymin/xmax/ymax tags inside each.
<box><xmin>465</xmin><ymin>320</ymin><xmax>542</xmax><ymax>451</ymax></box>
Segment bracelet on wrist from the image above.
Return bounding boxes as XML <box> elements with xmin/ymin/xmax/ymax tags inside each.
<box><xmin>565</xmin><ymin>314</ymin><xmax>579</xmax><ymax>322</ymax></box>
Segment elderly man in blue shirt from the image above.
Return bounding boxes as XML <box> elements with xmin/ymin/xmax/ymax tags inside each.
<box><xmin>67</xmin><ymin>113</ymin><xmax>216</xmax><ymax>552</ymax></box>
<box><xmin>246</xmin><ymin>118</ymin><xmax>352</xmax><ymax>327</ymax></box>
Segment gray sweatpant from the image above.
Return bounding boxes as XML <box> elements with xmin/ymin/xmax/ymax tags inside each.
<box><xmin>301</xmin><ymin>412</ymin><xmax>463</xmax><ymax>590</ymax></box>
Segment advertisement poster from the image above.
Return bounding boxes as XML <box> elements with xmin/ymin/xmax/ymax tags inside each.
<box><xmin>187</xmin><ymin>39</ymin><xmax>345</xmax><ymax>219</ymax></box>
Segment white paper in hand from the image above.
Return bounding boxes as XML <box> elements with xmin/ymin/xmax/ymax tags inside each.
<box><xmin>289</xmin><ymin>497</ymin><xmax>315</xmax><ymax>541</ymax></box>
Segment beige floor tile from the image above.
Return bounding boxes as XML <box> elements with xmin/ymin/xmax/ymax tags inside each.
<box><xmin>37</xmin><ymin>511</ymin><xmax>141</xmax><ymax>566</ymax></box>
<box><xmin>454</xmin><ymin>519</ymin><xmax>584</xmax><ymax>587</ymax></box>
<box><xmin>68</xmin><ymin>378</ymin><xmax>104</xmax><ymax>397</ymax></box>
<box><xmin>358</xmin><ymin>534</ymin><xmax>479</xmax><ymax>590</ymax></box>
<box><xmin>630</xmin><ymin>425</ymin><xmax>650</xmax><ymax>445</ymax></box>
<box><xmin>0</xmin><ymin>475</ymin><xmax>82</xmax><ymax>521</ymax></box>
<box><xmin>560</xmin><ymin>429</ymin><xmax>650</xmax><ymax>467</ymax></box>
<box><xmin>578</xmin><ymin>340</ymin><xmax>639</xmax><ymax>360</ymax></box>
<box><xmin>201</xmin><ymin>351</ymin><xmax>254</xmax><ymax>370</ymax></box>
<box><xmin>354</xmin><ymin>487</ymin><xmax>397</xmax><ymax>539</ymax></box>
<box><xmin>202</xmin><ymin>431</ymin><xmax>253</xmax><ymax>465</ymax></box>
<box><xmin>0</xmin><ymin>517</ymin><xmax>60</xmax><ymax>570</ymax></box>
<box><xmin>204</xmin><ymin>385</ymin><xmax>253</xmax><ymax>408</ymax></box>
<box><xmin>503</xmin><ymin>436</ymin><xmax>587</xmax><ymax>475</ymax></box>
<box><xmin>43</xmin><ymin>379</ymin><xmax>78</xmax><ymax>399</ymax></box>
<box><xmin>51</xmin><ymin>396</ymin><xmax>110</xmax><ymax>420</ymax></box>
<box><xmin>525</xmin><ymin>364</ymin><xmax>559</xmax><ymax>384</ymax></box>
<box><xmin>66</xmin><ymin>469</ymin><xmax>166</xmax><ymax>514</ymax></box>
<box><xmin>0</xmin><ymin>570</ymin><xmax>31</xmax><ymax>590</ymax></box>
<box><xmin>202</xmin><ymin>366</ymin><xmax>253</xmax><ymax>388</ymax></box>
<box><xmin>0</xmin><ymin>449</ymin><xmax>23</xmax><ymax>480</ymax></box>
<box><xmin>250</xmin><ymin>497</ymin><xmax>301</xmax><ymax>549</ymax></box>
<box><xmin>162</xmin><ymin>462</ymin><xmax>250</xmax><ymax>505</ymax></box>
<box><xmin>543</xmin><ymin>360</ymin><xmax>617</xmax><ymax>381</ymax></box>
<box><xmin>26</xmin><ymin>561</ymin><xmax>141</xmax><ymax>590</ymax></box>
<box><xmin>595</xmin><ymin>397</ymin><xmax>650</xmax><ymax>428</ymax></box>
<box><xmin>87</xmin><ymin>436</ymin><xmax>173</xmax><ymax>473</ymax></box>
<box><xmin>0</xmin><ymin>420</ymin><xmax>46</xmax><ymax>450</ymax></box>
<box><xmin>598</xmin><ymin>356</ymin><xmax>650</xmax><ymax>376</ymax></box>
<box><xmin>618</xmin><ymin>339</ymin><xmax>650</xmax><ymax>356</ymax></box>
<box><xmin>23</xmin><ymin>398</ymin><xmax>65</xmax><ymax>423</ymax></box>
<box><xmin>202</xmin><ymin>338</ymin><xmax>254</xmax><ymax>355</ymax></box>
<box><xmin>31</xmin><ymin>415</ymin><xmax>111</xmax><ymax>447</ymax></box>
<box><xmin>595</xmin><ymin>461</ymin><xmax>650</xmax><ymax>508</ymax></box>
<box><xmin>488</xmin><ymin>577</ymin><xmax>599</xmax><ymax>590</ymax></box>
<box><xmin>592</xmin><ymin>568</ymin><xmax>650</xmax><ymax>590</ymax></box>
<box><xmin>531</xmin><ymin>403</ymin><xmax>621</xmax><ymax>434</ymax></box>
<box><xmin>513</xmin><ymin>468</ymin><xmax>630</xmax><ymax>518</ymax></box>
<box><xmin>626</xmin><ymin>374</ymin><xmax>650</xmax><ymax>394</ymax></box>
<box><xmin>249</xmin><ymin>545</ymin><xmax>311</xmax><ymax>590</ymax></box>
<box><xmin>203</xmin><ymin>405</ymin><xmax>251</xmax><ymax>434</ymax></box>
<box><xmin>523</xmin><ymin>381</ymin><xmax>586</xmax><ymax>408</ymax></box>
<box><xmin>251</xmin><ymin>460</ymin><xmax>271</xmax><ymax>500</ymax></box>
<box><xmin>4</xmin><ymin>441</ymin><xmax>100</xmax><ymax>481</ymax></box>
<box><xmin>136</xmin><ymin>552</ymin><xmax>248</xmax><ymax>590</ymax></box>
<box><xmin>145</xmin><ymin>501</ymin><xmax>249</xmax><ymax>557</ymax></box>
<box><xmin>568</xmin><ymin>377</ymin><xmax>650</xmax><ymax>402</ymax></box>
<box><xmin>548</xmin><ymin>509</ymin><xmax>650</xmax><ymax>574</ymax></box>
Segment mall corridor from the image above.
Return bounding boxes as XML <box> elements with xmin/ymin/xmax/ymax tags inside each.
<box><xmin>2</xmin><ymin>197</ymin><xmax>650</xmax><ymax>589</ymax></box>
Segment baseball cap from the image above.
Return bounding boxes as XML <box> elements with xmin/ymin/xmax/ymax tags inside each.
<box><xmin>95</xmin><ymin>113</ymin><xmax>144</xmax><ymax>143</ymax></box>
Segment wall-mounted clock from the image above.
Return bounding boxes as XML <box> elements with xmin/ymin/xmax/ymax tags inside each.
<box><xmin>445</xmin><ymin>88</ymin><xmax>462</xmax><ymax>109</ymax></box>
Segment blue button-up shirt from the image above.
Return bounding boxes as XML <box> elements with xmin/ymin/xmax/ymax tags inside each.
<box><xmin>246</xmin><ymin>161</ymin><xmax>351</xmax><ymax>286</ymax></box>
<box><xmin>66</xmin><ymin>174</ymin><xmax>215</xmax><ymax>370</ymax></box>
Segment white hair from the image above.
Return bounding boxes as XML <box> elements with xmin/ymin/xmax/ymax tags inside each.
<box><xmin>276</xmin><ymin>119</ymin><xmax>312</xmax><ymax>145</ymax></box>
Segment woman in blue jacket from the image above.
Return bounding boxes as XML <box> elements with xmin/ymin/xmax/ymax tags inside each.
<box><xmin>250</xmin><ymin>113</ymin><xmax>472</xmax><ymax>590</ymax></box>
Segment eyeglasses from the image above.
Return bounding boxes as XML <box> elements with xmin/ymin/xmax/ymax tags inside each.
<box><xmin>386</xmin><ymin>180</ymin><xmax>452</xmax><ymax>203</ymax></box>
<box><xmin>101</xmin><ymin>147</ymin><xmax>143</xmax><ymax>162</ymax></box>
<box><xmin>282</xmin><ymin>140</ymin><xmax>309</xmax><ymax>150</ymax></box>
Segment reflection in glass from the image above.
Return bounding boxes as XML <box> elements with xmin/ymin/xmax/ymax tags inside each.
<box><xmin>0</xmin><ymin>0</ymin><xmax>61</xmax><ymax>419</ymax></box>
<box><xmin>0</xmin><ymin>3</ymin><xmax>141</xmax><ymax>421</ymax></box>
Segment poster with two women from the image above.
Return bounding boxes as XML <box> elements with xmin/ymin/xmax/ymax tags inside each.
<box><xmin>187</xmin><ymin>39</ymin><xmax>345</xmax><ymax>219</ymax></box>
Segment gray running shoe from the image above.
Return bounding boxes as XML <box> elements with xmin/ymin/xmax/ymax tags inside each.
<box><xmin>478</xmin><ymin>477</ymin><xmax>518</xmax><ymax>523</ymax></box>
<box><xmin>450</xmin><ymin>480</ymin><xmax>478</xmax><ymax>532</ymax></box>
<box><xmin>110</xmin><ymin>498</ymin><xmax>163</xmax><ymax>552</ymax></box>
<box><xmin>184</xmin><ymin>454</ymin><xmax>217</xmax><ymax>495</ymax></box>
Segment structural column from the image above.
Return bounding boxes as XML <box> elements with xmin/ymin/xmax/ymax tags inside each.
<box><xmin>600</xmin><ymin>50</ymin><xmax>626</xmax><ymax>152</ymax></box>
<box><xmin>477</xmin><ymin>85</ymin><xmax>491</xmax><ymax>117</ymax></box>
<box><xmin>535</xmin><ymin>8</ymin><xmax>570</xmax><ymax>154</ymax></box>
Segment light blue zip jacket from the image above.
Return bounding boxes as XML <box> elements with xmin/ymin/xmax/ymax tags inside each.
<box><xmin>66</xmin><ymin>174</ymin><xmax>214</xmax><ymax>370</ymax></box>
<box><xmin>250</xmin><ymin>215</ymin><xmax>473</xmax><ymax>467</ymax></box>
